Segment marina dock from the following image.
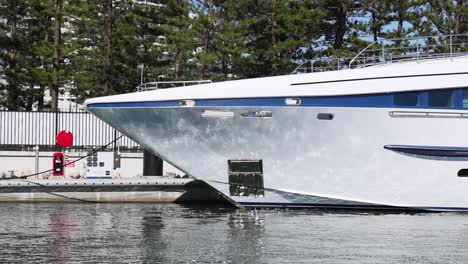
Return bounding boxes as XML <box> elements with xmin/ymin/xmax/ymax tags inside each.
<box><xmin>0</xmin><ymin>177</ymin><xmax>223</xmax><ymax>203</ymax></box>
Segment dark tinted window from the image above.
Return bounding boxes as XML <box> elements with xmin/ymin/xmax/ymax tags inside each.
<box><xmin>463</xmin><ymin>89</ymin><xmax>468</xmax><ymax>108</ymax></box>
<box><xmin>428</xmin><ymin>89</ymin><xmax>453</xmax><ymax>107</ymax></box>
<box><xmin>394</xmin><ymin>92</ymin><xmax>419</xmax><ymax>106</ymax></box>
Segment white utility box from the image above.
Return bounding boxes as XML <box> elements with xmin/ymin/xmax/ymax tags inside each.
<box><xmin>86</xmin><ymin>151</ymin><xmax>113</xmax><ymax>179</ymax></box>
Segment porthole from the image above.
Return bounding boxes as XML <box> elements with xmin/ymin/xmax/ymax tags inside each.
<box><xmin>317</xmin><ymin>113</ymin><xmax>334</xmax><ymax>120</ymax></box>
<box><xmin>458</xmin><ymin>169</ymin><xmax>468</xmax><ymax>177</ymax></box>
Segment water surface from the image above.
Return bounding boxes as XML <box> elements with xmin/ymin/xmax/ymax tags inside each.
<box><xmin>0</xmin><ymin>203</ymin><xmax>466</xmax><ymax>263</ymax></box>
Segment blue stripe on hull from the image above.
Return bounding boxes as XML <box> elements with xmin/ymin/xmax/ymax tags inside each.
<box><xmin>413</xmin><ymin>207</ymin><xmax>468</xmax><ymax>211</ymax></box>
<box><xmin>87</xmin><ymin>88</ymin><xmax>468</xmax><ymax>110</ymax></box>
<box><xmin>87</xmin><ymin>95</ymin><xmax>392</xmax><ymax>109</ymax></box>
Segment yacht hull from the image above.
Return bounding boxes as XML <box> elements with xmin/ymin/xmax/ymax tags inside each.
<box><xmin>87</xmin><ymin>104</ymin><xmax>468</xmax><ymax>211</ymax></box>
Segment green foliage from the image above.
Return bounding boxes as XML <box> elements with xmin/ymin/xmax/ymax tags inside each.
<box><xmin>67</xmin><ymin>1</ymin><xmax>141</xmax><ymax>99</ymax></box>
<box><xmin>0</xmin><ymin>0</ymin><xmax>468</xmax><ymax>110</ymax></box>
<box><xmin>160</xmin><ymin>0</ymin><xmax>196</xmax><ymax>80</ymax></box>
<box><xmin>221</xmin><ymin>0</ymin><xmax>325</xmax><ymax>77</ymax></box>
<box><xmin>0</xmin><ymin>0</ymin><xmax>51</xmax><ymax>110</ymax></box>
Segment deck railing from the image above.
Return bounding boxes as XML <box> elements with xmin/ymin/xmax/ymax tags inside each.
<box><xmin>136</xmin><ymin>80</ymin><xmax>212</xmax><ymax>92</ymax></box>
<box><xmin>293</xmin><ymin>34</ymin><xmax>468</xmax><ymax>74</ymax></box>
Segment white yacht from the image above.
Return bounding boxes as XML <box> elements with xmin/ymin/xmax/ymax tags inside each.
<box><xmin>85</xmin><ymin>35</ymin><xmax>468</xmax><ymax>211</ymax></box>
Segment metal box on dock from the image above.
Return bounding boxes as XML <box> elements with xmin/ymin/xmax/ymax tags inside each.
<box><xmin>86</xmin><ymin>151</ymin><xmax>113</xmax><ymax>179</ymax></box>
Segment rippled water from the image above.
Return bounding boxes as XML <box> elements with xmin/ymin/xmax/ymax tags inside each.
<box><xmin>1</xmin><ymin>203</ymin><xmax>467</xmax><ymax>263</ymax></box>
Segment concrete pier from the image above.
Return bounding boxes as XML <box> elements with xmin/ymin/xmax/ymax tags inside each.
<box><xmin>0</xmin><ymin>177</ymin><xmax>223</xmax><ymax>203</ymax></box>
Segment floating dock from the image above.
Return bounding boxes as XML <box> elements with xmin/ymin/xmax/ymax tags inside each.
<box><xmin>0</xmin><ymin>177</ymin><xmax>223</xmax><ymax>203</ymax></box>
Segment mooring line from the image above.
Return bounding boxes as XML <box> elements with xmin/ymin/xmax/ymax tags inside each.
<box><xmin>16</xmin><ymin>179</ymin><xmax>98</xmax><ymax>203</ymax></box>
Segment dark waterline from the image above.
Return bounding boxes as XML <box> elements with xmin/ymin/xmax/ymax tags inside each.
<box><xmin>0</xmin><ymin>203</ymin><xmax>467</xmax><ymax>264</ymax></box>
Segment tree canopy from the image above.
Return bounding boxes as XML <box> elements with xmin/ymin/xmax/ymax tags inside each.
<box><xmin>0</xmin><ymin>0</ymin><xmax>467</xmax><ymax>110</ymax></box>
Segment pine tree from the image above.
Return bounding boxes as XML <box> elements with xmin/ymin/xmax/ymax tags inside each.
<box><xmin>225</xmin><ymin>0</ymin><xmax>325</xmax><ymax>78</ymax></box>
<box><xmin>190</xmin><ymin>0</ymin><xmax>245</xmax><ymax>81</ymax></box>
<box><xmin>0</xmin><ymin>0</ymin><xmax>29</xmax><ymax>110</ymax></box>
<box><xmin>132</xmin><ymin>1</ymin><xmax>169</xmax><ymax>84</ymax></box>
<box><xmin>320</xmin><ymin>0</ymin><xmax>360</xmax><ymax>50</ymax></box>
<box><xmin>360</xmin><ymin>0</ymin><xmax>390</xmax><ymax>41</ymax></box>
<box><xmin>424</xmin><ymin>0</ymin><xmax>468</xmax><ymax>35</ymax></box>
<box><xmin>67</xmin><ymin>1</ymin><xmax>151</xmax><ymax>99</ymax></box>
<box><xmin>0</xmin><ymin>0</ymin><xmax>53</xmax><ymax>110</ymax></box>
<box><xmin>160</xmin><ymin>0</ymin><xmax>196</xmax><ymax>80</ymax></box>
<box><xmin>1</xmin><ymin>0</ymin><xmax>467</xmax><ymax>108</ymax></box>
<box><xmin>51</xmin><ymin>0</ymin><xmax>63</xmax><ymax>111</ymax></box>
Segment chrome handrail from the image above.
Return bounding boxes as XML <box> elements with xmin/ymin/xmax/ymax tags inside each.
<box><xmin>293</xmin><ymin>34</ymin><xmax>468</xmax><ymax>74</ymax></box>
<box><xmin>348</xmin><ymin>40</ymin><xmax>379</xmax><ymax>67</ymax></box>
<box><xmin>136</xmin><ymin>80</ymin><xmax>212</xmax><ymax>92</ymax></box>
<box><xmin>349</xmin><ymin>34</ymin><xmax>468</xmax><ymax>68</ymax></box>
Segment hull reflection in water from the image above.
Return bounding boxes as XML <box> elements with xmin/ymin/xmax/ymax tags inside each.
<box><xmin>2</xmin><ymin>203</ymin><xmax>468</xmax><ymax>263</ymax></box>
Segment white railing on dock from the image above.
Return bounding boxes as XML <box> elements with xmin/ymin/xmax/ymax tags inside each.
<box><xmin>0</xmin><ymin>111</ymin><xmax>140</xmax><ymax>151</ymax></box>
<box><xmin>136</xmin><ymin>80</ymin><xmax>212</xmax><ymax>92</ymax></box>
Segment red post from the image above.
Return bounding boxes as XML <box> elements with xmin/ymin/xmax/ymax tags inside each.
<box><xmin>53</xmin><ymin>152</ymin><xmax>64</xmax><ymax>176</ymax></box>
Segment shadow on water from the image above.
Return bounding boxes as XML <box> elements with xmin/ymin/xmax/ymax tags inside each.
<box><xmin>140</xmin><ymin>210</ymin><xmax>167</xmax><ymax>264</ymax></box>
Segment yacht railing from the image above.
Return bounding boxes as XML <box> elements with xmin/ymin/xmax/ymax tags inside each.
<box><xmin>293</xmin><ymin>34</ymin><xmax>468</xmax><ymax>74</ymax></box>
<box><xmin>136</xmin><ymin>80</ymin><xmax>212</xmax><ymax>92</ymax></box>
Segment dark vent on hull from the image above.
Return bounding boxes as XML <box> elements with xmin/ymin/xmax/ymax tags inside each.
<box><xmin>228</xmin><ymin>160</ymin><xmax>264</xmax><ymax>197</ymax></box>
<box><xmin>317</xmin><ymin>113</ymin><xmax>334</xmax><ymax>120</ymax></box>
<box><xmin>458</xmin><ymin>169</ymin><xmax>468</xmax><ymax>177</ymax></box>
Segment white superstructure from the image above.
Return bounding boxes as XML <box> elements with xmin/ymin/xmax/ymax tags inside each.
<box><xmin>86</xmin><ymin>58</ymin><xmax>468</xmax><ymax>103</ymax></box>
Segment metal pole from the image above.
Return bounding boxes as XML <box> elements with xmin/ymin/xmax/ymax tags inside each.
<box><xmin>140</xmin><ymin>63</ymin><xmax>144</xmax><ymax>84</ymax></box>
<box><xmin>55</xmin><ymin>108</ymin><xmax>59</xmax><ymax>151</ymax></box>
<box><xmin>450</xmin><ymin>33</ymin><xmax>453</xmax><ymax>61</ymax></box>
<box><xmin>35</xmin><ymin>145</ymin><xmax>39</xmax><ymax>179</ymax></box>
<box><xmin>416</xmin><ymin>42</ymin><xmax>419</xmax><ymax>63</ymax></box>
<box><xmin>113</xmin><ymin>129</ymin><xmax>117</xmax><ymax>151</ymax></box>
<box><xmin>382</xmin><ymin>41</ymin><xmax>385</xmax><ymax>62</ymax></box>
<box><xmin>63</xmin><ymin>148</ymin><xmax>66</xmax><ymax>178</ymax></box>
